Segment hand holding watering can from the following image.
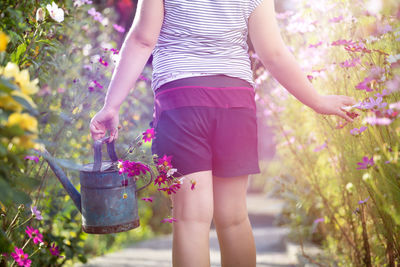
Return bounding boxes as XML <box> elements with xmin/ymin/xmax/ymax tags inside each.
<box><xmin>89</xmin><ymin>106</ymin><xmax>120</xmax><ymax>142</ymax></box>
<box><xmin>38</xmin><ymin>108</ymin><xmax>154</xmax><ymax>234</ymax></box>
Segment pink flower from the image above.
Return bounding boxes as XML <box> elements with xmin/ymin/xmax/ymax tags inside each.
<box><xmin>161</xmin><ymin>217</ymin><xmax>177</xmax><ymax>223</ymax></box>
<box><xmin>356</xmin><ymin>156</ymin><xmax>374</xmax><ymax>170</ymax></box>
<box><xmin>350</xmin><ymin>126</ymin><xmax>367</xmax><ymax>136</ymax></box>
<box><xmin>49</xmin><ymin>242</ymin><xmax>60</xmax><ymax>256</ymax></box>
<box><xmin>158</xmin><ymin>186</ymin><xmax>177</xmax><ymax>195</ymax></box>
<box><xmin>142</xmin><ymin>128</ymin><xmax>155</xmax><ymax>143</ymax></box>
<box><xmin>157</xmin><ymin>155</ymin><xmax>173</xmax><ymax>173</ymax></box>
<box><xmin>355</xmin><ymin>77</ymin><xmax>375</xmax><ymax>92</ymax></box>
<box><xmin>362</xmin><ymin>96</ymin><xmax>387</xmax><ymax>110</ymax></box>
<box><xmin>139</xmin><ymin>74</ymin><xmax>149</xmax><ymax>81</ymax></box>
<box><xmin>154</xmin><ymin>174</ymin><xmax>167</xmax><ymax>187</ymax></box>
<box><xmin>93</xmin><ymin>80</ymin><xmax>103</xmax><ymax>89</ymax></box>
<box><xmin>30</xmin><ymin>206</ymin><xmax>43</xmax><ymax>220</ymax></box>
<box><xmin>11</xmin><ymin>247</ymin><xmax>31</xmax><ymax>267</ymax></box>
<box><xmin>358</xmin><ymin>197</ymin><xmax>370</xmax><ymax>204</ymax></box>
<box><xmin>329</xmin><ymin>15</ymin><xmax>343</xmax><ymax>23</ymax></box>
<box><xmin>340</xmin><ymin>57</ymin><xmax>361</xmax><ymax>68</ymax></box>
<box><xmin>331</xmin><ymin>39</ymin><xmax>356</xmax><ymax>46</ymax></box>
<box><xmin>25</xmin><ymin>226</ymin><xmax>43</xmax><ymax>244</ymax></box>
<box><xmin>308</xmin><ymin>41</ymin><xmax>323</xmax><ymax>48</ymax></box>
<box><xmin>98</xmin><ymin>57</ymin><xmax>108</xmax><ymax>67</ymax></box>
<box><xmin>313</xmin><ymin>141</ymin><xmax>327</xmax><ymax>152</ymax></box>
<box><xmin>24</xmin><ymin>155</ymin><xmax>39</xmax><ymax>163</ymax></box>
<box><xmin>314</xmin><ymin>217</ymin><xmax>324</xmax><ymax>224</ymax></box>
<box><xmin>190</xmin><ymin>179</ymin><xmax>196</xmax><ymax>190</ymax></box>
<box><xmin>141</xmin><ymin>197</ymin><xmax>153</xmax><ymax>202</ymax></box>
<box><xmin>113</xmin><ymin>24</ymin><xmax>125</xmax><ymax>33</ymax></box>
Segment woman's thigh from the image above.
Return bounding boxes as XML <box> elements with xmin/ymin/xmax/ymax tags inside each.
<box><xmin>171</xmin><ymin>170</ymin><xmax>214</xmax><ymax>224</ymax></box>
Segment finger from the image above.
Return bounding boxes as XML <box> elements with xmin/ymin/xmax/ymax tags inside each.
<box><xmin>342</xmin><ymin>96</ymin><xmax>357</xmax><ymax>105</ymax></box>
<box><xmin>337</xmin><ymin>110</ymin><xmax>354</xmax><ymax>123</ymax></box>
<box><xmin>109</xmin><ymin>128</ymin><xmax>118</xmax><ymax>143</ymax></box>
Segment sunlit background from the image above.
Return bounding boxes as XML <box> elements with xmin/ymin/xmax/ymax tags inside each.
<box><xmin>0</xmin><ymin>0</ymin><xmax>399</xmax><ymax>266</ymax></box>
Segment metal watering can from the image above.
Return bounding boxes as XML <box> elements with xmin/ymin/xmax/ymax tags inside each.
<box><xmin>40</xmin><ymin>136</ymin><xmax>154</xmax><ymax>234</ymax></box>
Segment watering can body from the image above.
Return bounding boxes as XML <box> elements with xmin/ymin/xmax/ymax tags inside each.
<box><xmin>41</xmin><ymin>136</ymin><xmax>153</xmax><ymax>234</ymax></box>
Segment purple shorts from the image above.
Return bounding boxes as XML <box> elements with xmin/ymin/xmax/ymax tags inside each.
<box><xmin>150</xmin><ymin>75</ymin><xmax>260</xmax><ymax>178</ymax></box>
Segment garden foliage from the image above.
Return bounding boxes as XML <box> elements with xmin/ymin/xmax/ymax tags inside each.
<box><xmin>254</xmin><ymin>0</ymin><xmax>400</xmax><ymax>265</ymax></box>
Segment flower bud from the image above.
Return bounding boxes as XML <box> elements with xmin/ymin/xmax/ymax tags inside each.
<box><xmin>18</xmin><ymin>204</ymin><xmax>25</xmax><ymax>212</ymax></box>
<box><xmin>36</xmin><ymin>8</ymin><xmax>45</xmax><ymax>22</ymax></box>
<box><xmin>362</xmin><ymin>173</ymin><xmax>372</xmax><ymax>182</ymax></box>
<box><xmin>346</xmin><ymin>182</ymin><xmax>354</xmax><ymax>193</ymax></box>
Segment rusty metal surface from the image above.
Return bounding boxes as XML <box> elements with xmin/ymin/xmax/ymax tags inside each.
<box><xmin>82</xmin><ymin>219</ymin><xmax>140</xmax><ymax>234</ymax></box>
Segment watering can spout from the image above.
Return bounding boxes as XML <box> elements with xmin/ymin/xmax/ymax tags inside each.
<box><xmin>39</xmin><ymin>148</ymin><xmax>82</xmax><ymax>213</ymax></box>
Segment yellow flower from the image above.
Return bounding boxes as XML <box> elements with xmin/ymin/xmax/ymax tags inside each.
<box><xmin>11</xmin><ymin>135</ymin><xmax>38</xmax><ymax>149</ymax></box>
<box><xmin>0</xmin><ymin>95</ymin><xmax>23</xmax><ymax>112</ymax></box>
<box><xmin>7</xmin><ymin>112</ymin><xmax>38</xmax><ymax>133</ymax></box>
<box><xmin>0</xmin><ymin>31</ymin><xmax>10</xmax><ymax>52</ymax></box>
<box><xmin>2</xmin><ymin>62</ymin><xmax>39</xmax><ymax>95</ymax></box>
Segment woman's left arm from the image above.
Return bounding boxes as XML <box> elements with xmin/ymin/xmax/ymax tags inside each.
<box><xmin>90</xmin><ymin>0</ymin><xmax>163</xmax><ymax>141</ymax></box>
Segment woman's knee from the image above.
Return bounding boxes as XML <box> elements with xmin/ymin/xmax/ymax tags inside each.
<box><xmin>212</xmin><ymin>175</ymin><xmax>249</xmax><ymax>228</ymax></box>
<box><xmin>171</xmin><ymin>171</ymin><xmax>214</xmax><ymax>224</ymax></box>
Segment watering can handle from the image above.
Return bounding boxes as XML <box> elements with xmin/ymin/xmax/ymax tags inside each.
<box><xmin>136</xmin><ymin>165</ymin><xmax>155</xmax><ymax>192</ymax></box>
<box><xmin>93</xmin><ymin>136</ymin><xmax>118</xmax><ymax>172</ymax></box>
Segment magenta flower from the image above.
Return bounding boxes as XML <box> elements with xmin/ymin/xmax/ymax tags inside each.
<box><xmin>98</xmin><ymin>57</ymin><xmax>108</xmax><ymax>67</ymax></box>
<box><xmin>113</xmin><ymin>24</ymin><xmax>125</xmax><ymax>33</ymax></box>
<box><xmin>25</xmin><ymin>226</ymin><xmax>43</xmax><ymax>244</ymax></box>
<box><xmin>11</xmin><ymin>247</ymin><xmax>31</xmax><ymax>267</ymax></box>
<box><xmin>110</xmin><ymin>48</ymin><xmax>119</xmax><ymax>55</ymax></box>
<box><xmin>30</xmin><ymin>206</ymin><xmax>43</xmax><ymax>220</ymax></box>
<box><xmin>24</xmin><ymin>155</ymin><xmax>39</xmax><ymax>163</ymax></box>
<box><xmin>154</xmin><ymin>174</ymin><xmax>167</xmax><ymax>187</ymax></box>
<box><xmin>356</xmin><ymin>156</ymin><xmax>374</xmax><ymax>170</ymax></box>
<box><xmin>141</xmin><ymin>197</ymin><xmax>153</xmax><ymax>202</ymax></box>
<box><xmin>340</xmin><ymin>57</ymin><xmax>361</xmax><ymax>68</ymax></box>
<box><xmin>158</xmin><ymin>186</ymin><xmax>177</xmax><ymax>195</ymax></box>
<box><xmin>313</xmin><ymin>141</ymin><xmax>327</xmax><ymax>152</ymax></box>
<box><xmin>142</xmin><ymin>128</ymin><xmax>155</xmax><ymax>143</ymax></box>
<box><xmin>161</xmin><ymin>217</ymin><xmax>177</xmax><ymax>223</ymax></box>
<box><xmin>139</xmin><ymin>74</ymin><xmax>149</xmax><ymax>81</ymax></box>
<box><xmin>49</xmin><ymin>242</ymin><xmax>60</xmax><ymax>256</ymax></box>
<box><xmin>308</xmin><ymin>41</ymin><xmax>323</xmax><ymax>48</ymax></box>
<box><xmin>93</xmin><ymin>80</ymin><xmax>103</xmax><ymax>89</ymax></box>
<box><xmin>190</xmin><ymin>179</ymin><xmax>196</xmax><ymax>190</ymax></box>
<box><xmin>350</xmin><ymin>126</ymin><xmax>367</xmax><ymax>136</ymax></box>
<box><xmin>329</xmin><ymin>15</ymin><xmax>343</xmax><ymax>23</ymax></box>
<box><xmin>157</xmin><ymin>155</ymin><xmax>173</xmax><ymax>173</ymax></box>
<box><xmin>118</xmin><ymin>160</ymin><xmax>150</xmax><ymax>177</ymax></box>
<box><xmin>355</xmin><ymin>77</ymin><xmax>374</xmax><ymax>92</ymax></box>
<box><xmin>331</xmin><ymin>39</ymin><xmax>356</xmax><ymax>46</ymax></box>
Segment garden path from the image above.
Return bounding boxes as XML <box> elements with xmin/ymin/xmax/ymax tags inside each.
<box><xmin>76</xmin><ymin>194</ymin><xmax>304</xmax><ymax>267</ymax></box>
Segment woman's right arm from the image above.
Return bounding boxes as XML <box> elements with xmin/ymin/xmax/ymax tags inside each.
<box><xmin>90</xmin><ymin>0</ymin><xmax>164</xmax><ymax>142</ymax></box>
<box><xmin>248</xmin><ymin>0</ymin><xmax>357</xmax><ymax>122</ymax></box>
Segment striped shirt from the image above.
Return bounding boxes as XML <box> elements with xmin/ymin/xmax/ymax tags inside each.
<box><xmin>150</xmin><ymin>0</ymin><xmax>264</xmax><ymax>92</ymax></box>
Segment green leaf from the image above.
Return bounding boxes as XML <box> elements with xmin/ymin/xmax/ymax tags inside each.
<box><xmin>14</xmin><ymin>176</ymin><xmax>41</xmax><ymax>191</ymax></box>
<box><xmin>0</xmin><ymin>76</ymin><xmax>19</xmax><ymax>93</ymax></box>
<box><xmin>0</xmin><ymin>229</ymin><xmax>12</xmax><ymax>254</ymax></box>
<box><xmin>0</xmin><ymin>178</ymin><xmax>31</xmax><ymax>206</ymax></box>
<box><xmin>10</xmin><ymin>94</ymin><xmax>39</xmax><ymax>116</ymax></box>
<box><xmin>10</xmin><ymin>42</ymin><xmax>27</xmax><ymax>64</ymax></box>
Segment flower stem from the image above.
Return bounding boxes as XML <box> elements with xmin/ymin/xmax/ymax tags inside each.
<box><xmin>5</xmin><ymin>210</ymin><xmax>21</xmax><ymax>237</ymax></box>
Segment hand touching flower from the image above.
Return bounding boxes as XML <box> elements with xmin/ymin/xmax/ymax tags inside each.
<box><xmin>314</xmin><ymin>95</ymin><xmax>358</xmax><ymax>123</ymax></box>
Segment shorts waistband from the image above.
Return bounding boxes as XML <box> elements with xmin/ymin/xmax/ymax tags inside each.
<box><xmin>156</xmin><ymin>75</ymin><xmax>253</xmax><ymax>94</ymax></box>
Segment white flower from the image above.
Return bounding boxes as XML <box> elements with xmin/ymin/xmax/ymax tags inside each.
<box><xmin>36</xmin><ymin>7</ymin><xmax>45</xmax><ymax>22</ymax></box>
<box><xmin>167</xmin><ymin>168</ymin><xmax>177</xmax><ymax>177</ymax></box>
<box><xmin>46</xmin><ymin>2</ymin><xmax>64</xmax><ymax>23</ymax></box>
<box><xmin>387</xmin><ymin>54</ymin><xmax>400</xmax><ymax>64</ymax></box>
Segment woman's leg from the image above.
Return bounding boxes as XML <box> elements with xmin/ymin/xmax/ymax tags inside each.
<box><xmin>171</xmin><ymin>170</ymin><xmax>214</xmax><ymax>267</ymax></box>
<box><xmin>212</xmin><ymin>174</ymin><xmax>256</xmax><ymax>267</ymax></box>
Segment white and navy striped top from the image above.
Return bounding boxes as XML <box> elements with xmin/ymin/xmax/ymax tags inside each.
<box><xmin>151</xmin><ymin>0</ymin><xmax>264</xmax><ymax>92</ymax></box>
